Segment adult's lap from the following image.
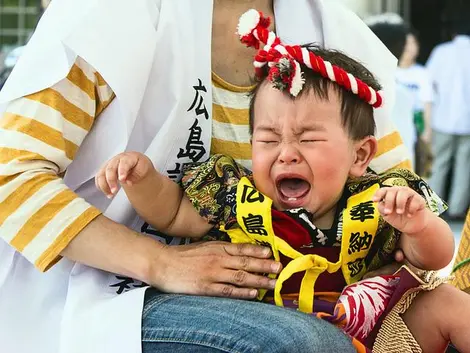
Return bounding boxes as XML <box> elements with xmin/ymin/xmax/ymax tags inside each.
<box><xmin>141</xmin><ymin>289</ymin><xmax>355</xmax><ymax>353</ymax></box>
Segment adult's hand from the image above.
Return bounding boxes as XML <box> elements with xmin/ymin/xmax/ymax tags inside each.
<box><xmin>150</xmin><ymin>241</ymin><xmax>282</xmax><ymax>299</ymax></box>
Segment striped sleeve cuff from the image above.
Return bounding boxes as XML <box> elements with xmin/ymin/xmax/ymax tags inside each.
<box><xmin>0</xmin><ymin>171</ymin><xmax>101</xmax><ymax>271</ymax></box>
<box><xmin>36</xmin><ymin>204</ymin><xmax>102</xmax><ymax>272</ymax></box>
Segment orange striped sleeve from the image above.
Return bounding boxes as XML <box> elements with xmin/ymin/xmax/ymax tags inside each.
<box><xmin>0</xmin><ymin>56</ymin><xmax>115</xmax><ymax>271</ymax></box>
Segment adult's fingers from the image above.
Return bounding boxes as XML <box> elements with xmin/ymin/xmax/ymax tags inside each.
<box><xmin>222</xmin><ymin>242</ymin><xmax>273</xmax><ymax>259</ymax></box>
<box><xmin>205</xmin><ymin>283</ymin><xmax>259</xmax><ymax>300</ymax></box>
<box><xmin>151</xmin><ymin>242</ymin><xmax>279</xmax><ymax>299</ymax></box>
<box><xmin>224</xmin><ymin>253</ymin><xmax>282</xmax><ymax>275</ymax></box>
<box><xmin>216</xmin><ymin>269</ymin><xmax>277</xmax><ymax>290</ymax></box>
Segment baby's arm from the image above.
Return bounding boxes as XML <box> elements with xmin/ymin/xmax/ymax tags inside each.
<box><xmin>373</xmin><ymin>186</ymin><xmax>454</xmax><ymax>270</ymax></box>
<box><xmin>95</xmin><ymin>152</ymin><xmax>211</xmax><ymax>238</ymax></box>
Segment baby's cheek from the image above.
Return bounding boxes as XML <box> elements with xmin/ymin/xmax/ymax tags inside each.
<box><xmin>314</xmin><ymin>153</ymin><xmax>350</xmax><ymax>188</ymax></box>
<box><xmin>316</xmin><ymin>156</ymin><xmax>342</xmax><ymax>179</ymax></box>
<box><xmin>251</xmin><ymin>161</ymin><xmax>273</xmax><ymax>195</ymax></box>
<box><xmin>251</xmin><ymin>154</ymin><xmax>266</xmax><ymax>178</ymax></box>
<box><xmin>320</xmin><ymin>161</ymin><xmax>338</xmax><ymax>176</ymax></box>
<box><xmin>251</xmin><ymin>147</ymin><xmax>266</xmax><ymax>169</ymax></box>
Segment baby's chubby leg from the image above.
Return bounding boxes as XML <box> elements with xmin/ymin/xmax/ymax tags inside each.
<box><xmin>402</xmin><ymin>283</ymin><xmax>470</xmax><ymax>353</ymax></box>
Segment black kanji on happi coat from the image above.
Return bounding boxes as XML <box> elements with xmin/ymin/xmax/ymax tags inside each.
<box><xmin>242</xmin><ymin>213</ymin><xmax>268</xmax><ymax>236</ymax></box>
<box><xmin>347</xmin><ymin>258</ymin><xmax>364</xmax><ymax>277</ymax></box>
<box><xmin>348</xmin><ymin>231</ymin><xmax>373</xmax><ymax>255</ymax></box>
<box><xmin>187</xmin><ymin>79</ymin><xmax>209</xmax><ymax>120</ymax></box>
<box><xmin>350</xmin><ymin>201</ymin><xmax>375</xmax><ymax>222</ymax></box>
<box><xmin>241</xmin><ymin>184</ymin><xmax>265</xmax><ymax>203</ymax></box>
<box><xmin>141</xmin><ymin>222</ymin><xmax>175</xmax><ymax>245</ymax></box>
<box><xmin>166</xmin><ymin>78</ymin><xmax>208</xmax><ymax>177</ymax></box>
<box><xmin>167</xmin><ymin>163</ymin><xmax>182</xmax><ymax>181</ymax></box>
<box><xmin>177</xmin><ymin>119</ymin><xmax>206</xmax><ymax>162</ymax></box>
<box><xmin>110</xmin><ymin>276</ymin><xmax>147</xmax><ymax>295</ymax></box>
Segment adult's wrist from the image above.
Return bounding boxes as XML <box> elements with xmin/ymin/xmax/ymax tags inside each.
<box><xmin>136</xmin><ymin>236</ymin><xmax>171</xmax><ymax>286</ymax></box>
<box><xmin>62</xmin><ymin>215</ymin><xmax>170</xmax><ymax>283</ymax></box>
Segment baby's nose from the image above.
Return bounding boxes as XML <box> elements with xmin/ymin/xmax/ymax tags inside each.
<box><xmin>278</xmin><ymin>144</ymin><xmax>301</xmax><ymax>164</ymax></box>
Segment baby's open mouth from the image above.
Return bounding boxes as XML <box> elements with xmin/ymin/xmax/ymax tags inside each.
<box><xmin>276</xmin><ymin>177</ymin><xmax>311</xmax><ymax>208</ymax></box>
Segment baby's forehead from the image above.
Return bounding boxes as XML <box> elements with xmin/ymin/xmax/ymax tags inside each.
<box><xmin>257</xmin><ymin>94</ymin><xmax>342</xmax><ymax>126</ymax></box>
<box><xmin>258</xmin><ymin>81</ymin><xmax>343</xmax><ymax>111</ymax></box>
<box><xmin>255</xmin><ymin>114</ymin><xmax>337</xmax><ymax>134</ymax></box>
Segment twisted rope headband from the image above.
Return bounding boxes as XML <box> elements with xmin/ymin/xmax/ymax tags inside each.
<box><xmin>237</xmin><ymin>9</ymin><xmax>384</xmax><ymax>108</ymax></box>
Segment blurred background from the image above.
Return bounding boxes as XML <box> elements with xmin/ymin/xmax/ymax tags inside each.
<box><xmin>338</xmin><ymin>0</ymin><xmax>470</xmax><ymax>274</ymax></box>
<box><xmin>337</xmin><ymin>0</ymin><xmax>469</xmax><ymax>64</ymax></box>
<box><xmin>0</xmin><ymin>0</ymin><xmax>464</xmax><ymax>57</ymax></box>
<box><xmin>0</xmin><ymin>0</ymin><xmax>469</xmax><ymax>273</ymax></box>
<box><xmin>0</xmin><ymin>0</ymin><xmax>49</xmax><ymax>85</ymax></box>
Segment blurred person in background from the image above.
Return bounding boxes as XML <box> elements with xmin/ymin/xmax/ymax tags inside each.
<box><xmin>367</xmin><ymin>14</ymin><xmax>416</xmax><ymax>170</ymax></box>
<box><xmin>396</xmin><ymin>30</ymin><xmax>434</xmax><ymax>177</ymax></box>
<box><xmin>427</xmin><ymin>20</ymin><xmax>470</xmax><ymax>221</ymax></box>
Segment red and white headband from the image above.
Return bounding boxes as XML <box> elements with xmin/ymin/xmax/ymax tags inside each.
<box><xmin>237</xmin><ymin>9</ymin><xmax>384</xmax><ymax>108</ymax></box>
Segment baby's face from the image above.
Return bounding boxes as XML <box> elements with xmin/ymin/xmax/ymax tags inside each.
<box><xmin>251</xmin><ymin>84</ymin><xmax>358</xmax><ymax>228</ymax></box>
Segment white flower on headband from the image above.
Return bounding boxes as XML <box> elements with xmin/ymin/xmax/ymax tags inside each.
<box><xmin>290</xmin><ymin>61</ymin><xmax>305</xmax><ymax>97</ymax></box>
<box><xmin>269</xmin><ymin>57</ymin><xmax>305</xmax><ymax>97</ymax></box>
<box><xmin>237</xmin><ymin>9</ymin><xmax>260</xmax><ymax>37</ymax></box>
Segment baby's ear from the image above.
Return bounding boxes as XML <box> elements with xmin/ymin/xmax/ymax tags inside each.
<box><xmin>349</xmin><ymin>136</ymin><xmax>377</xmax><ymax>177</ymax></box>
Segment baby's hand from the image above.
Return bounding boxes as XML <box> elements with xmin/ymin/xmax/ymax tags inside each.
<box><xmin>95</xmin><ymin>152</ymin><xmax>154</xmax><ymax>198</ymax></box>
<box><xmin>372</xmin><ymin>186</ymin><xmax>429</xmax><ymax>236</ymax></box>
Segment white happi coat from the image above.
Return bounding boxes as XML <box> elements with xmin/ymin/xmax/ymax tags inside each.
<box><xmin>0</xmin><ymin>1</ymin><xmax>398</xmax><ymax>352</ymax></box>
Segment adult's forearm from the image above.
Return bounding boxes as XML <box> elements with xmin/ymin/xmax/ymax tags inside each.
<box><xmin>61</xmin><ymin>214</ymin><xmax>165</xmax><ymax>283</ymax></box>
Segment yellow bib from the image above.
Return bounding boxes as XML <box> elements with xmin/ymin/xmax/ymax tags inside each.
<box><xmin>224</xmin><ymin>177</ymin><xmax>380</xmax><ymax>314</ymax></box>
